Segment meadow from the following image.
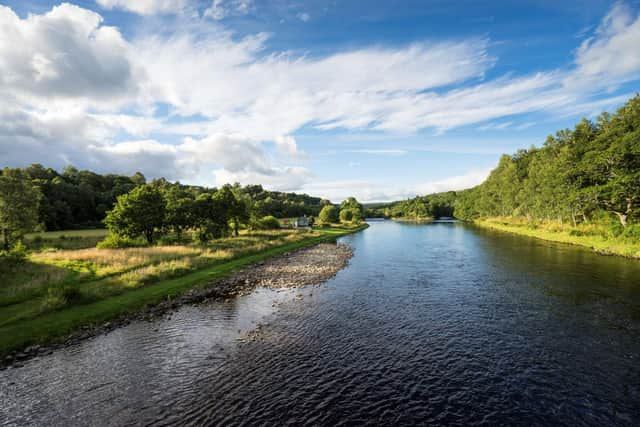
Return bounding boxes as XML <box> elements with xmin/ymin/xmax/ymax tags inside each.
<box><xmin>0</xmin><ymin>225</ymin><xmax>367</xmax><ymax>357</ymax></box>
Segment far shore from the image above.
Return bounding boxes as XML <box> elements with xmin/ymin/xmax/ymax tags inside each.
<box><xmin>474</xmin><ymin>218</ymin><xmax>640</xmax><ymax>260</ymax></box>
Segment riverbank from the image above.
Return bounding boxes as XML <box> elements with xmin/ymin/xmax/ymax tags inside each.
<box><xmin>474</xmin><ymin>218</ymin><xmax>640</xmax><ymax>259</ymax></box>
<box><xmin>0</xmin><ymin>224</ymin><xmax>367</xmax><ymax>365</ymax></box>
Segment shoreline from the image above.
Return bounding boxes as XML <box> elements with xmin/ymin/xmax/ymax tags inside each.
<box><xmin>473</xmin><ymin>219</ymin><xmax>640</xmax><ymax>260</ymax></box>
<box><xmin>1</xmin><ymin>225</ymin><xmax>366</xmax><ymax>368</ymax></box>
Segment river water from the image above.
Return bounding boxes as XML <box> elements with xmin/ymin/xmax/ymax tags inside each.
<box><xmin>2</xmin><ymin>221</ymin><xmax>640</xmax><ymax>426</ymax></box>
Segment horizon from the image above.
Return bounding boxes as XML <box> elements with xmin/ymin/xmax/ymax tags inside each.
<box><xmin>1</xmin><ymin>0</ymin><xmax>640</xmax><ymax>203</ymax></box>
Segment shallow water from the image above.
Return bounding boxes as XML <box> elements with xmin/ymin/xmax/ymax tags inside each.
<box><xmin>2</xmin><ymin>221</ymin><xmax>640</xmax><ymax>425</ymax></box>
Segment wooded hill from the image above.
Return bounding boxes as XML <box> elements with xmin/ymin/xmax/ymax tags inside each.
<box><xmin>1</xmin><ymin>165</ymin><xmax>328</xmax><ymax>231</ymax></box>
<box><xmin>372</xmin><ymin>94</ymin><xmax>640</xmax><ymax>234</ymax></box>
<box><xmin>454</xmin><ymin>94</ymin><xmax>640</xmax><ymax>229</ymax></box>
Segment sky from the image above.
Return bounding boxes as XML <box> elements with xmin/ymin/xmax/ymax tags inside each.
<box><xmin>1</xmin><ymin>0</ymin><xmax>639</xmax><ymax>202</ymax></box>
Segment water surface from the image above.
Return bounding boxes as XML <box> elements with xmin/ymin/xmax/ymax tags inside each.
<box><xmin>2</xmin><ymin>221</ymin><xmax>640</xmax><ymax>425</ymax></box>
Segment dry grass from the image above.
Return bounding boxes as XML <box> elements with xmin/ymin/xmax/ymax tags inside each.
<box><xmin>1</xmin><ymin>229</ymin><xmax>319</xmax><ymax>309</ymax></box>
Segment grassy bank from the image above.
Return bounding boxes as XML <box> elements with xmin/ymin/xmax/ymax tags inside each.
<box><xmin>474</xmin><ymin>218</ymin><xmax>640</xmax><ymax>259</ymax></box>
<box><xmin>0</xmin><ymin>224</ymin><xmax>367</xmax><ymax>357</ymax></box>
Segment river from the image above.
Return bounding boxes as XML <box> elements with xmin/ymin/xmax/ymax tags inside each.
<box><xmin>2</xmin><ymin>221</ymin><xmax>640</xmax><ymax>425</ymax></box>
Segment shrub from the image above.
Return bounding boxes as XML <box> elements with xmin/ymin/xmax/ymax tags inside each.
<box><xmin>254</xmin><ymin>216</ymin><xmax>281</xmax><ymax>230</ymax></box>
<box><xmin>96</xmin><ymin>234</ymin><xmax>148</xmax><ymax>249</ymax></box>
<box><xmin>0</xmin><ymin>240</ymin><xmax>28</xmax><ymax>262</ymax></box>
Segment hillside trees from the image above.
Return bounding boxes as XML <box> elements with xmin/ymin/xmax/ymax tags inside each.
<box><xmin>453</xmin><ymin>94</ymin><xmax>640</xmax><ymax>228</ymax></box>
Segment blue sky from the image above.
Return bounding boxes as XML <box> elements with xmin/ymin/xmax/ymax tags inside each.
<box><xmin>1</xmin><ymin>0</ymin><xmax>639</xmax><ymax>201</ymax></box>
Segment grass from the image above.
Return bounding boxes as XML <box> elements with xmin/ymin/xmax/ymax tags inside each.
<box><xmin>0</xmin><ymin>224</ymin><xmax>367</xmax><ymax>357</ymax></box>
<box><xmin>25</xmin><ymin>229</ymin><xmax>110</xmax><ymax>250</ymax></box>
<box><xmin>474</xmin><ymin>217</ymin><xmax>640</xmax><ymax>259</ymax></box>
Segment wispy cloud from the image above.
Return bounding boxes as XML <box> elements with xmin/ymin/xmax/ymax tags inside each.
<box><xmin>348</xmin><ymin>149</ymin><xmax>408</xmax><ymax>156</ymax></box>
<box><xmin>1</xmin><ymin>2</ymin><xmax>640</xmax><ymax>196</ymax></box>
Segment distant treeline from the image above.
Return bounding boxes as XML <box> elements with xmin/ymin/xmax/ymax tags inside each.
<box><xmin>369</xmin><ymin>192</ymin><xmax>456</xmax><ymax>219</ymax></box>
<box><xmin>2</xmin><ymin>165</ymin><xmax>328</xmax><ymax>231</ymax></box>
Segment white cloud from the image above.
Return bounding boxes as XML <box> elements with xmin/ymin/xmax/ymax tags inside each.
<box><xmin>2</xmin><ymin>2</ymin><xmax>640</xmax><ymax>197</ymax></box>
<box><xmin>569</xmin><ymin>2</ymin><xmax>640</xmax><ymax>88</ymax></box>
<box><xmin>204</xmin><ymin>0</ymin><xmax>253</xmax><ymax>20</ymax></box>
<box><xmin>274</xmin><ymin>135</ymin><xmax>305</xmax><ymax>158</ymax></box>
<box><xmin>95</xmin><ymin>0</ymin><xmax>187</xmax><ymax>15</ymax></box>
<box><xmin>0</xmin><ymin>3</ymin><xmax>140</xmax><ymax>108</ymax></box>
<box><xmin>296</xmin><ymin>12</ymin><xmax>310</xmax><ymax>22</ymax></box>
<box><xmin>414</xmin><ymin>168</ymin><xmax>493</xmax><ymax>195</ymax></box>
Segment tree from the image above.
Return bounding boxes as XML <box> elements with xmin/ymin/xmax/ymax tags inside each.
<box><xmin>319</xmin><ymin>205</ymin><xmax>339</xmax><ymax>224</ymax></box>
<box><xmin>163</xmin><ymin>185</ymin><xmax>195</xmax><ymax>237</ymax></box>
<box><xmin>0</xmin><ymin>169</ymin><xmax>41</xmax><ymax>250</ymax></box>
<box><xmin>193</xmin><ymin>193</ymin><xmax>229</xmax><ymax>241</ymax></box>
<box><xmin>105</xmin><ymin>185</ymin><xmax>166</xmax><ymax>244</ymax></box>
<box><xmin>340</xmin><ymin>197</ymin><xmax>364</xmax><ymax>214</ymax></box>
<box><xmin>224</xmin><ymin>184</ymin><xmax>250</xmax><ymax>236</ymax></box>
<box><xmin>339</xmin><ymin>208</ymin><xmax>354</xmax><ymax>222</ymax></box>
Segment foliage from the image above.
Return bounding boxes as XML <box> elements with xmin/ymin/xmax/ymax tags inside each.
<box><xmin>373</xmin><ymin>191</ymin><xmax>456</xmax><ymax>219</ymax></box>
<box><xmin>105</xmin><ymin>185</ymin><xmax>166</xmax><ymax>243</ymax></box>
<box><xmin>340</xmin><ymin>208</ymin><xmax>354</xmax><ymax>222</ymax></box>
<box><xmin>0</xmin><ymin>169</ymin><xmax>41</xmax><ymax>250</ymax></box>
<box><xmin>96</xmin><ymin>234</ymin><xmax>149</xmax><ymax>249</ymax></box>
<box><xmin>454</xmin><ymin>95</ymin><xmax>640</xmax><ymax>230</ymax></box>
<box><xmin>319</xmin><ymin>205</ymin><xmax>340</xmax><ymax>224</ymax></box>
<box><xmin>253</xmin><ymin>216</ymin><xmax>281</xmax><ymax>230</ymax></box>
<box><xmin>2</xmin><ymin>166</ymin><xmax>329</xmax><ymax>233</ymax></box>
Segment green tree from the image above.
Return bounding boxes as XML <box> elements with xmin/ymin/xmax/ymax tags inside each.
<box><xmin>163</xmin><ymin>185</ymin><xmax>195</xmax><ymax>237</ymax></box>
<box><xmin>0</xmin><ymin>169</ymin><xmax>41</xmax><ymax>250</ymax></box>
<box><xmin>319</xmin><ymin>205</ymin><xmax>339</xmax><ymax>224</ymax></box>
<box><xmin>339</xmin><ymin>208</ymin><xmax>354</xmax><ymax>222</ymax></box>
<box><xmin>193</xmin><ymin>193</ymin><xmax>229</xmax><ymax>241</ymax></box>
<box><xmin>105</xmin><ymin>185</ymin><xmax>166</xmax><ymax>244</ymax></box>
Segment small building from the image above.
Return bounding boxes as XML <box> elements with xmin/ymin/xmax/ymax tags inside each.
<box><xmin>293</xmin><ymin>216</ymin><xmax>311</xmax><ymax>228</ymax></box>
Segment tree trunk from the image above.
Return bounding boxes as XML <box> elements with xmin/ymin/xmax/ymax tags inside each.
<box><xmin>582</xmin><ymin>213</ymin><xmax>588</xmax><ymax>224</ymax></box>
<box><xmin>614</xmin><ymin>212</ymin><xmax>628</xmax><ymax>227</ymax></box>
<box><xmin>145</xmin><ymin>229</ymin><xmax>154</xmax><ymax>244</ymax></box>
<box><xmin>571</xmin><ymin>211</ymin><xmax>577</xmax><ymax>228</ymax></box>
<box><xmin>234</xmin><ymin>220</ymin><xmax>239</xmax><ymax>237</ymax></box>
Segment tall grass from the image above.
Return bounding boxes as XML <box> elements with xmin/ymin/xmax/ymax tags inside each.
<box><xmin>476</xmin><ymin>217</ymin><xmax>640</xmax><ymax>259</ymax></box>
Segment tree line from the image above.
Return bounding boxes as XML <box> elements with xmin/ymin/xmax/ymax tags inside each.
<box><xmin>0</xmin><ymin>164</ymin><xmax>366</xmax><ymax>250</ymax></box>
<box><xmin>370</xmin><ymin>192</ymin><xmax>456</xmax><ymax>219</ymax></box>
<box><xmin>453</xmin><ymin>95</ymin><xmax>640</xmax><ymax>230</ymax></box>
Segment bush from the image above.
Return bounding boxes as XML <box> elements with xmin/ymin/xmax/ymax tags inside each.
<box><xmin>0</xmin><ymin>240</ymin><xmax>28</xmax><ymax>262</ymax></box>
<box><xmin>157</xmin><ymin>234</ymin><xmax>191</xmax><ymax>246</ymax></box>
<box><xmin>96</xmin><ymin>234</ymin><xmax>148</xmax><ymax>249</ymax></box>
<box><xmin>254</xmin><ymin>216</ymin><xmax>281</xmax><ymax>230</ymax></box>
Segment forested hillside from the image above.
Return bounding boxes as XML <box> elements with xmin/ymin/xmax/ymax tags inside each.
<box><xmin>454</xmin><ymin>95</ymin><xmax>640</xmax><ymax>230</ymax></box>
<box><xmin>1</xmin><ymin>165</ymin><xmax>328</xmax><ymax>231</ymax></box>
<box><xmin>371</xmin><ymin>192</ymin><xmax>456</xmax><ymax>219</ymax></box>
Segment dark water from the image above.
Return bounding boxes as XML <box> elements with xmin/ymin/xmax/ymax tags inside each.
<box><xmin>2</xmin><ymin>221</ymin><xmax>640</xmax><ymax>426</ymax></box>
